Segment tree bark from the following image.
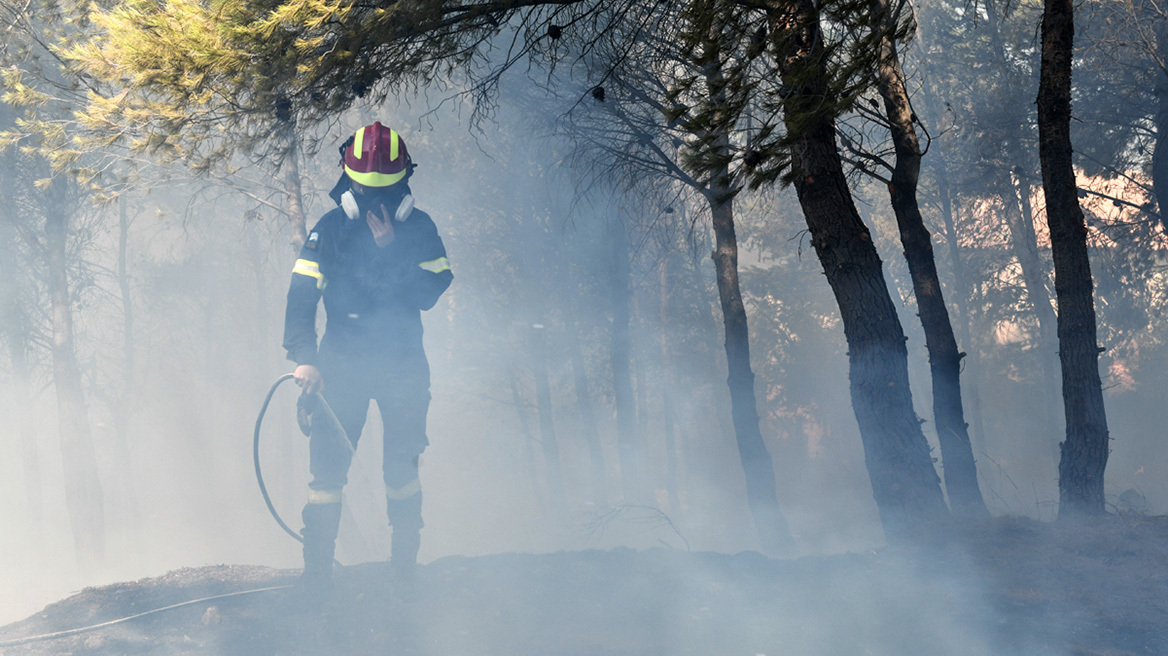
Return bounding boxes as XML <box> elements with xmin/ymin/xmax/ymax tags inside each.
<box><xmin>984</xmin><ymin>0</ymin><xmax>1063</xmax><ymax>446</ymax></box>
<box><xmin>568</xmin><ymin>325</ymin><xmax>607</xmax><ymax>506</ymax></box>
<box><xmin>1037</xmin><ymin>0</ymin><xmax>1112</xmax><ymax>516</ymax></box>
<box><xmin>935</xmin><ymin>157</ymin><xmax>987</xmax><ymax>454</ymax></box>
<box><xmin>872</xmin><ymin>1</ymin><xmax>987</xmax><ymax>516</ymax></box>
<box><xmin>282</xmin><ymin>125</ymin><xmax>308</xmax><ymax>250</ymax></box>
<box><xmin>1153</xmin><ymin>23</ymin><xmax>1168</xmax><ymax>229</ymax></box>
<box><xmin>529</xmin><ymin>322</ymin><xmax>565</xmax><ymax>509</ymax></box>
<box><xmin>707</xmin><ymin>188</ymin><xmax>792</xmax><ymax>553</ymax></box>
<box><xmin>699</xmin><ymin>39</ymin><xmax>792</xmax><ymax>554</ymax></box>
<box><xmin>44</xmin><ymin>184</ymin><xmax>106</xmax><ymax>566</ymax></box>
<box><xmin>769</xmin><ymin>0</ymin><xmax>949</xmax><ymax>539</ymax></box>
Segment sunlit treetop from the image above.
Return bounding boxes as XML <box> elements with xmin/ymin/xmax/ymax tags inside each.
<box><xmin>3</xmin><ymin>0</ymin><xmax>911</xmax><ymax>196</ymax></box>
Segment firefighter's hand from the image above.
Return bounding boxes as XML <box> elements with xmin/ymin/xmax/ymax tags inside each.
<box><xmin>294</xmin><ymin>365</ymin><xmax>323</xmax><ymax>394</ymax></box>
<box><xmin>367</xmin><ymin>204</ymin><xmax>395</xmax><ymax>248</ymax></box>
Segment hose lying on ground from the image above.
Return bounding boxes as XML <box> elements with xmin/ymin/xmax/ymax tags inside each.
<box><xmin>0</xmin><ymin>586</ymin><xmax>291</xmax><ymax>647</ymax></box>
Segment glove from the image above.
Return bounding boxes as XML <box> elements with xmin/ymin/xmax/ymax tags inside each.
<box><xmin>296</xmin><ymin>392</ymin><xmax>317</xmax><ymax>437</ymax></box>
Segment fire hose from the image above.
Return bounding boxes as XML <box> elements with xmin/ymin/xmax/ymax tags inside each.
<box><xmin>254</xmin><ymin>373</ymin><xmax>356</xmax><ymax>544</ymax></box>
<box><xmin>0</xmin><ymin>375</ymin><xmax>355</xmax><ymax>647</ymax></box>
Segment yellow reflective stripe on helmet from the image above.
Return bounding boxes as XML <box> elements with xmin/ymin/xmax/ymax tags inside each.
<box><xmin>353</xmin><ymin>126</ymin><xmax>366</xmax><ymax>159</ymax></box>
<box><xmin>345</xmin><ymin>166</ymin><xmax>407</xmax><ymax>187</ymax></box>
<box><xmin>308</xmin><ymin>488</ymin><xmax>342</xmax><ymax>504</ymax></box>
<box><xmin>385</xmin><ymin>478</ymin><xmax>421</xmax><ymax>500</ymax></box>
<box><xmin>419</xmin><ymin>257</ymin><xmax>451</xmax><ymax>274</ymax></box>
<box><xmin>390</xmin><ymin>129</ymin><xmax>399</xmax><ymax>161</ymax></box>
<box><xmin>293</xmin><ymin>258</ymin><xmax>322</xmax><ymax>280</ymax></box>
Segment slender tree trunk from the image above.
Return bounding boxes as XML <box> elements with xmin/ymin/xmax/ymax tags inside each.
<box><xmin>283</xmin><ymin>125</ymin><xmax>308</xmax><ymax>250</ymax></box>
<box><xmin>568</xmin><ymin>325</ymin><xmax>607</xmax><ymax>506</ymax></box>
<box><xmin>659</xmin><ymin>257</ymin><xmax>680</xmax><ymax>514</ymax></box>
<box><xmin>707</xmin><ymin>189</ymin><xmax>792</xmax><ymax>554</ymax></box>
<box><xmin>2</xmin><ymin>286</ymin><xmax>41</xmax><ymax>528</ymax></box>
<box><xmin>610</xmin><ymin>223</ymin><xmax>644</xmax><ymax>504</ymax></box>
<box><xmin>872</xmin><ymin>1</ymin><xmax>987</xmax><ymax>516</ymax></box>
<box><xmin>770</xmin><ymin>0</ymin><xmax>949</xmax><ymax>539</ymax></box>
<box><xmin>113</xmin><ymin>198</ymin><xmax>140</xmax><ymax>534</ymax></box>
<box><xmin>935</xmin><ymin>158</ymin><xmax>987</xmax><ymax>454</ymax></box>
<box><xmin>1152</xmin><ymin>25</ymin><xmax>1168</xmax><ymax>229</ymax></box>
<box><xmin>634</xmin><ymin>343</ymin><xmax>650</xmax><ymax>482</ymax></box>
<box><xmin>44</xmin><ymin>187</ymin><xmax>105</xmax><ymax>566</ymax></box>
<box><xmin>1008</xmin><ymin>171</ymin><xmax>1062</xmax><ymax>444</ymax></box>
<box><xmin>984</xmin><ymin>0</ymin><xmax>1063</xmax><ymax>447</ymax></box>
<box><xmin>699</xmin><ymin>43</ymin><xmax>792</xmax><ymax>554</ymax></box>
<box><xmin>529</xmin><ymin>323</ymin><xmax>565</xmax><ymax>509</ymax></box>
<box><xmin>1037</xmin><ymin>0</ymin><xmax>1111</xmax><ymax>516</ymax></box>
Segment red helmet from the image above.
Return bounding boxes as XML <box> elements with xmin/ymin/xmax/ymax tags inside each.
<box><xmin>343</xmin><ymin>122</ymin><xmax>411</xmax><ymax>187</ymax></box>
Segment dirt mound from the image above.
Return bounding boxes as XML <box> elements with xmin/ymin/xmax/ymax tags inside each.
<box><xmin>2</xmin><ymin>516</ymin><xmax>1166</xmax><ymax>655</ymax></box>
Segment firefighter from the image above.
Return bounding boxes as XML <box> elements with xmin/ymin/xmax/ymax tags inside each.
<box><xmin>283</xmin><ymin>122</ymin><xmax>452</xmax><ymax>591</ymax></box>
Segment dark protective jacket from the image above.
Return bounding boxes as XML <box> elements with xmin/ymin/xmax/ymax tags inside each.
<box><xmin>283</xmin><ymin>206</ymin><xmax>452</xmax><ymax>369</ymax></box>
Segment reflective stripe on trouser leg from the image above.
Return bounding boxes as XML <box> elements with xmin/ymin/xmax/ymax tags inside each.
<box><xmin>385</xmin><ymin>452</ymin><xmax>423</xmax><ymax>530</ymax></box>
<box><xmin>385</xmin><ymin>483</ymin><xmax>423</xmax><ymax>531</ymax></box>
<box><xmin>307</xmin><ymin>488</ymin><xmax>342</xmax><ymax>504</ymax></box>
<box><xmin>385</xmin><ymin>478</ymin><xmax>420</xmax><ymax>500</ymax></box>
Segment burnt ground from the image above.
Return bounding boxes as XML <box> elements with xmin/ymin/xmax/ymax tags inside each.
<box><xmin>2</xmin><ymin>515</ymin><xmax>1167</xmax><ymax>656</ymax></box>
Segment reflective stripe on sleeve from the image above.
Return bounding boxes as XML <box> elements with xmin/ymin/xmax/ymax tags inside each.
<box><xmin>418</xmin><ymin>257</ymin><xmax>451</xmax><ymax>274</ymax></box>
<box><xmin>385</xmin><ymin>478</ymin><xmax>421</xmax><ymax>500</ymax></box>
<box><xmin>293</xmin><ymin>258</ymin><xmax>322</xmax><ymax>279</ymax></box>
<box><xmin>293</xmin><ymin>259</ymin><xmax>327</xmax><ymax>289</ymax></box>
<box><xmin>307</xmin><ymin>488</ymin><xmax>342</xmax><ymax>504</ymax></box>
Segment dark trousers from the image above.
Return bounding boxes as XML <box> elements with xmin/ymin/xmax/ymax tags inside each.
<box><xmin>307</xmin><ymin>353</ymin><xmax>430</xmax><ymax>532</ymax></box>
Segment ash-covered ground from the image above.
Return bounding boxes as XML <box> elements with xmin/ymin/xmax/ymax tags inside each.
<box><xmin>2</xmin><ymin>515</ymin><xmax>1166</xmax><ymax>656</ymax></box>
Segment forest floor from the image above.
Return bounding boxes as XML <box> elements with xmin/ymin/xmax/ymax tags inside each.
<box><xmin>2</xmin><ymin>515</ymin><xmax>1167</xmax><ymax>656</ymax></box>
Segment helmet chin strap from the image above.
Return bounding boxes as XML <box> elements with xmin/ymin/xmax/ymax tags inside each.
<box><xmin>340</xmin><ymin>190</ymin><xmax>414</xmax><ymax>223</ymax></box>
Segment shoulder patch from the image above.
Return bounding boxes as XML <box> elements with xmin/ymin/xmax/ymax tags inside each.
<box><xmin>305</xmin><ymin>231</ymin><xmax>320</xmax><ymax>249</ymax></box>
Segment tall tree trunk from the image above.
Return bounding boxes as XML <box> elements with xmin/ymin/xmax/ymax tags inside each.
<box><xmin>1037</xmin><ymin>0</ymin><xmax>1111</xmax><ymax>516</ymax></box>
<box><xmin>984</xmin><ymin>0</ymin><xmax>1063</xmax><ymax>446</ymax></box>
<box><xmin>700</xmin><ymin>43</ymin><xmax>792</xmax><ymax>554</ymax></box>
<box><xmin>282</xmin><ymin>125</ymin><xmax>308</xmax><ymax>250</ymax></box>
<box><xmin>1152</xmin><ymin>24</ymin><xmax>1168</xmax><ymax>229</ymax></box>
<box><xmin>935</xmin><ymin>157</ymin><xmax>987</xmax><ymax>454</ymax></box>
<box><xmin>568</xmin><ymin>326</ymin><xmax>607</xmax><ymax>506</ymax></box>
<box><xmin>707</xmin><ymin>189</ymin><xmax>792</xmax><ymax>554</ymax></box>
<box><xmin>872</xmin><ymin>1</ymin><xmax>987</xmax><ymax>516</ymax></box>
<box><xmin>113</xmin><ymin>197</ymin><xmax>140</xmax><ymax>534</ymax></box>
<box><xmin>610</xmin><ymin>223</ymin><xmax>644</xmax><ymax>504</ymax></box>
<box><xmin>659</xmin><ymin>257</ymin><xmax>680</xmax><ymax>514</ymax></box>
<box><xmin>44</xmin><ymin>186</ymin><xmax>105</xmax><ymax>566</ymax></box>
<box><xmin>1008</xmin><ymin>171</ymin><xmax>1062</xmax><ymax>445</ymax></box>
<box><xmin>1</xmin><ymin>282</ymin><xmax>41</xmax><ymax>528</ymax></box>
<box><xmin>770</xmin><ymin>0</ymin><xmax>949</xmax><ymax>539</ymax></box>
<box><xmin>529</xmin><ymin>323</ymin><xmax>565</xmax><ymax>509</ymax></box>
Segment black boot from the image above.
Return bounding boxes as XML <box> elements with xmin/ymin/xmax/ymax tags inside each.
<box><xmin>298</xmin><ymin>501</ymin><xmax>342</xmax><ymax>598</ymax></box>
